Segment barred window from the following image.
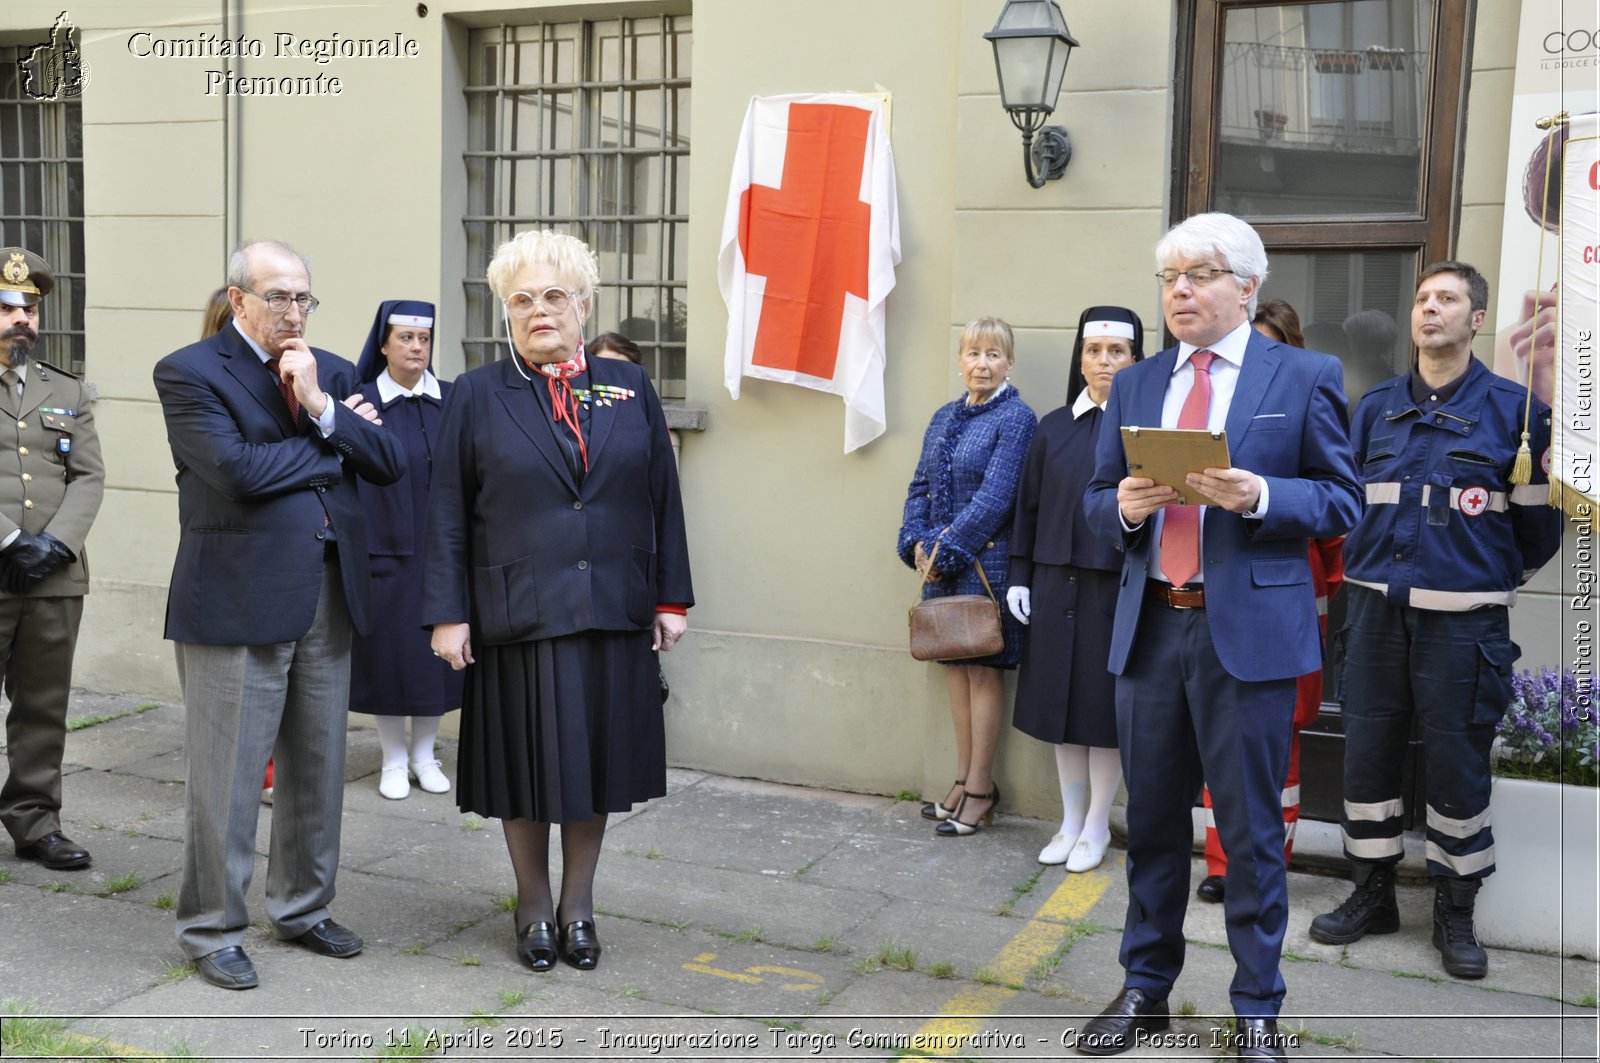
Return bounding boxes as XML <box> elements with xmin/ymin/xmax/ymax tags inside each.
<box><xmin>0</xmin><ymin>44</ymin><xmax>84</xmax><ymax>373</ymax></box>
<box><xmin>465</xmin><ymin>16</ymin><xmax>690</xmax><ymax>399</ymax></box>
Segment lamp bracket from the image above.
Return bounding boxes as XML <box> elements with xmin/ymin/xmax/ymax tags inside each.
<box><xmin>1023</xmin><ymin>125</ymin><xmax>1072</xmax><ymax>187</ymax></box>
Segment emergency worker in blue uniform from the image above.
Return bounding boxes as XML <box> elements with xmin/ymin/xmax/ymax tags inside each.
<box><xmin>1310</xmin><ymin>261</ymin><xmax>1563</xmax><ymax>980</ymax></box>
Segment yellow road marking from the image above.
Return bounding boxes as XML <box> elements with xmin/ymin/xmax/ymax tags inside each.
<box><xmin>683</xmin><ymin>951</ymin><xmax>824</xmax><ymax>990</ymax></box>
<box><xmin>744</xmin><ymin>964</ymin><xmax>825</xmax><ymax>990</ymax></box>
<box><xmin>684</xmin><ymin>951</ymin><xmax>766</xmax><ymax>984</ymax></box>
<box><xmin>914</xmin><ymin>867</ymin><xmax>1110</xmax><ymax>1044</ymax></box>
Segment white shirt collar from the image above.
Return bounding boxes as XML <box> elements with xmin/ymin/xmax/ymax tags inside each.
<box><xmin>2</xmin><ymin>361</ymin><xmax>27</xmax><ymax>383</ymax></box>
<box><xmin>376</xmin><ymin>368</ymin><xmax>441</xmax><ymax>402</ymax></box>
<box><xmin>1071</xmin><ymin>389</ymin><xmax>1103</xmax><ymax>418</ymax></box>
<box><xmin>1174</xmin><ymin>318</ymin><xmax>1255</xmax><ymax>373</ymax></box>
<box><xmin>232</xmin><ymin>318</ymin><xmax>274</xmax><ymax>364</ymax></box>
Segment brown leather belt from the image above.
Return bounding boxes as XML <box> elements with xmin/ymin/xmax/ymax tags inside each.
<box><xmin>1146</xmin><ymin>580</ymin><xmax>1205</xmax><ymax>609</ymax></box>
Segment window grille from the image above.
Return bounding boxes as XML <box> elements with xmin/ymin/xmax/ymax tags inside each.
<box><xmin>0</xmin><ymin>45</ymin><xmax>84</xmax><ymax>374</ymax></box>
<box><xmin>464</xmin><ymin>15</ymin><xmax>690</xmax><ymax>399</ymax></box>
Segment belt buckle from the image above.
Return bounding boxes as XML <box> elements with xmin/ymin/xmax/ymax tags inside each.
<box><xmin>1165</xmin><ymin>583</ymin><xmax>1200</xmax><ymax>610</ymax></box>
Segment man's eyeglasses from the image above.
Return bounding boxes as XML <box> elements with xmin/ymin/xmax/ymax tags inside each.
<box><xmin>238</xmin><ymin>287</ymin><xmax>319</xmax><ymax>315</ymax></box>
<box><xmin>505</xmin><ymin>286</ymin><xmax>578</xmax><ymax>318</ymax></box>
<box><xmin>1155</xmin><ymin>266</ymin><xmax>1236</xmax><ymax>288</ymax></box>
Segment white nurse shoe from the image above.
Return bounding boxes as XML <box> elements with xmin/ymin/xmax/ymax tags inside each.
<box><xmin>1038</xmin><ymin>831</ymin><xmax>1079</xmax><ymax>865</ymax></box>
<box><xmin>378</xmin><ymin>765</ymin><xmax>411</xmax><ymax>800</ymax></box>
<box><xmin>411</xmin><ymin>759</ymin><xmax>451</xmax><ymax>794</ymax></box>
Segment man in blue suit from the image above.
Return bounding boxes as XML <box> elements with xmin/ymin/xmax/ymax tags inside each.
<box><xmin>1079</xmin><ymin>214</ymin><xmax>1361</xmax><ymax>1060</ymax></box>
<box><xmin>153</xmin><ymin>240</ymin><xmax>403</xmax><ymax>990</ymax></box>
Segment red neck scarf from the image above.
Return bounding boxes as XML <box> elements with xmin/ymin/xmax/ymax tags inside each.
<box><xmin>531</xmin><ymin>345</ymin><xmax>589</xmax><ymax>472</ymax></box>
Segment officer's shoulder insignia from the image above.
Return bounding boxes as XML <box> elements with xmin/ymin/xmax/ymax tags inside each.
<box><xmin>34</xmin><ymin>358</ymin><xmax>81</xmax><ymax>380</ymax></box>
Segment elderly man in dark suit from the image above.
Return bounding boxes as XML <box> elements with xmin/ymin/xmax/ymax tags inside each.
<box><xmin>1080</xmin><ymin>213</ymin><xmax>1362</xmax><ymax>1060</ymax></box>
<box><xmin>0</xmin><ymin>247</ymin><xmax>104</xmax><ymax>872</ymax></box>
<box><xmin>153</xmin><ymin>240</ymin><xmax>402</xmax><ymax>990</ymax></box>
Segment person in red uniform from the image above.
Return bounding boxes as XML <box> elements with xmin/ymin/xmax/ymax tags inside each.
<box><xmin>1199</xmin><ymin>535</ymin><xmax>1343</xmax><ymax>901</ymax></box>
<box><xmin>1197</xmin><ymin>300</ymin><xmax>1342</xmax><ymax>902</ymax></box>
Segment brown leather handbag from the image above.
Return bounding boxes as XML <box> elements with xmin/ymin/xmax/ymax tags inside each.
<box><xmin>908</xmin><ymin>544</ymin><xmax>1005</xmax><ymax>662</ymax></box>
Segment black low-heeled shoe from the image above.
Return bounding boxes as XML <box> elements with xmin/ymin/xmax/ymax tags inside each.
<box><xmin>559</xmin><ymin>920</ymin><xmax>602</xmax><ymax>970</ymax></box>
<box><xmin>516</xmin><ymin>921</ymin><xmax>558</xmax><ymax>972</ymax></box>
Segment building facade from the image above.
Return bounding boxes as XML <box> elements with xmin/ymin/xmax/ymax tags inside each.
<box><xmin>0</xmin><ymin>0</ymin><xmax>1587</xmax><ymax>817</ymax></box>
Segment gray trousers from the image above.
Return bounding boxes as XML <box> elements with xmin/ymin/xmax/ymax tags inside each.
<box><xmin>174</xmin><ymin>563</ymin><xmax>352</xmax><ymax>959</ymax></box>
<box><xmin>0</xmin><ymin>595</ymin><xmax>84</xmax><ymax>846</ymax></box>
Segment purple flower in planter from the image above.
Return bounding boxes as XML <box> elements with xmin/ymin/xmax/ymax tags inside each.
<box><xmin>1497</xmin><ymin>667</ymin><xmax>1600</xmax><ymax>786</ymax></box>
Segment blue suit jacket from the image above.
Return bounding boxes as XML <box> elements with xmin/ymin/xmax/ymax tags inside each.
<box><xmin>421</xmin><ymin>355</ymin><xmax>693</xmax><ymax>644</ymax></box>
<box><xmin>1084</xmin><ymin>329</ymin><xmax>1362</xmax><ymax>682</ymax></box>
<box><xmin>154</xmin><ymin>325</ymin><xmax>405</xmax><ymax>645</ymax></box>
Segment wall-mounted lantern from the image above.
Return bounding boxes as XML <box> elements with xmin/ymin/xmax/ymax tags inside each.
<box><xmin>984</xmin><ymin>0</ymin><xmax>1080</xmax><ymax>188</ymax></box>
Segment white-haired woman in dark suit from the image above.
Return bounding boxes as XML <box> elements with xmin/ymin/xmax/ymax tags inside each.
<box><xmin>424</xmin><ymin>229</ymin><xmax>693</xmax><ymax>974</ymax></box>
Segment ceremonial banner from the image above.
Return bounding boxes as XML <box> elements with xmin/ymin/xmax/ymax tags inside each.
<box><xmin>1552</xmin><ymin>112</ymin><xmax>1599</xmax><ymax>517</ymax></box>
<box><xmin>719</xmin><ymin>93</ymin><xmax>901</xmax><ymax>452</ymax></box>
<box><xmin>1492</xmin><ymin>0</ymin><xmax>1598</xmax><ymax>407</ymax></box>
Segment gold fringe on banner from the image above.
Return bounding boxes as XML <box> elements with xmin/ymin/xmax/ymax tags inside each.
<box><xmin>1549</xmin><ymin>478</ymin><xmax>1595</xmax><ymax>527</ymax></box>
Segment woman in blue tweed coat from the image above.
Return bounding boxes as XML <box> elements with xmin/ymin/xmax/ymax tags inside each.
<box><xmin>898</xmin><ymin>316</ymin><xmax>1037</xmax><ymax>837</ymax></box>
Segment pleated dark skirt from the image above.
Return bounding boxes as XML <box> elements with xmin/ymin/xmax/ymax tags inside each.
<box><xmin>1012</xmin><ymin>563</ymin><xmax>1120</xmax><ymax>747</ymax></box>
<box><xmin>456</xmin><ymin>629</ymin><xmax>665</xmax><ymax>823</ymax></box>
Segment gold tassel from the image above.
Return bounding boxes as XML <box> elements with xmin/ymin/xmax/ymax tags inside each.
<box><xmin>1509</xmin><ymin>430</ymin><xmax>1533</xmax><ymax>486</ymax></box>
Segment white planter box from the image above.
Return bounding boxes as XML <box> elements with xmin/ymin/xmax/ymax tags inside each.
<box><xmin>1476</xmin><ymin>777</ymin><xmax>1599</xmax><ymax>960</ymax></box>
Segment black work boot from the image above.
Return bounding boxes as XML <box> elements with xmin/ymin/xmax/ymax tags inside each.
<box><xmin>1309</xmin><ymin>861</ymin><xmax>1400</xmax><ymax>944</ymax></box>
<box><xmin>1432</xmin><ymin>877</ymin><xmax>1488</xmax><ymax>979</ymax></box>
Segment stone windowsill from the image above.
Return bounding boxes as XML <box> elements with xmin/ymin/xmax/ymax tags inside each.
<box><xmin>663</xmin><ymin>403</ymin><xmax>707</xmax><ymax>432</ymax></box>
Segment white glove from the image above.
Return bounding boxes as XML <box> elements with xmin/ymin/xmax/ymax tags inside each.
<box><xmin>1006</xmin><ymin>585</ymin><xmax>1031</xmax><ymax>625</ymax></box>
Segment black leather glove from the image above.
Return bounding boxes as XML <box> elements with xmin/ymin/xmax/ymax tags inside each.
<box><xmin>41</xmin><ymin>533</ymin><xmax>77</xmax><ymax>571</ymax></box>
<box><xmin>0</xmin><ymin>530</ymin><xmax>75</xmax><ymax>593</ymax></box>
<box><xmin>2</xmin><ymin>529</ymin><xmax>53</xmax><ymax>569</ymax></box>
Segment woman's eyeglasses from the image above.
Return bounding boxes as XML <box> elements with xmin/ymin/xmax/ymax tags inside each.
<box><xmin>505</xmin><ymin>287</ymin><xmax>577</xmax><ymax>318</ymax></box>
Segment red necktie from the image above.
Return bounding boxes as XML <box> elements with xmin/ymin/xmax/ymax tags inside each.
<box><xmin>266</xmin><ymin>359</ymin><xmax>301</xmax><ymax>423</ymax></box>
<box><xmin>1160</xmin><ymin>349</ymin><xmax>1216</xmax><ymax>587</ymax></box>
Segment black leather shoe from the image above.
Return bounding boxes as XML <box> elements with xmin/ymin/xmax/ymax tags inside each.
<box><xmin>517</xmin><ymin>921</ymin><xmax>558</xmax><ymax>972</ymax></box>
<box><xmin>15</xmin><ymin>831</ymin><xmax>91</xmax><ymax>870</ymax></box>
<box><xmin>1196</xmin><ymin>875</ymin><xmax>1226</xmax><ymax>903</ymax></box>
<box><xmin>194</xmin><ymin>946</ymin><xmax>259</xmax><ymax>990</ymax></box>
<box><xmin>559</xmin><ymin>920</ymin><xmax>601</xmax><ymax>970</ymax></box>
<box><xmin>291</xmin><ymin>918</ymin><xmax>364</xmax><ymax>958</ymax></box>
<box><xmin>1230</xmin><ymin>1017</ymin><xmax>1286</xmax><ymax>1061</ymax></box>
<box><xmin>1076</xmin><ymin>987</ymin><xmax>1169</xmax><ymax>1056</ymax></box>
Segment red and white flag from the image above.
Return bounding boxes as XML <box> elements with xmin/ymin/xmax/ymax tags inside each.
<box><xmin>719</xmin><ymin>93</ymin><xmax>901</xmax><ymax>452</ymax></box>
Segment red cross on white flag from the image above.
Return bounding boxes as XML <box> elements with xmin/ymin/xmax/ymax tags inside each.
<box><xmin>719</xmin><ymin>93</ymin><xmax>901</xmax><ymax>453</ymax></box>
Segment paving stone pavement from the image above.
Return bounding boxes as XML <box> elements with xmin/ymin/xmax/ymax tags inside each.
<box><xmin>0</xmin><ymin>691</ymin><xmax>1595</xmax><ymax>1062</ymax></box>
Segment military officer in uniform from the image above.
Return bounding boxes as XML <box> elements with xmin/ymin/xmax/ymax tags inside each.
<box><xmin>0</xmin><ymin>248</ymin><xmax>105</xmax><ymax>870</ymax></box>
